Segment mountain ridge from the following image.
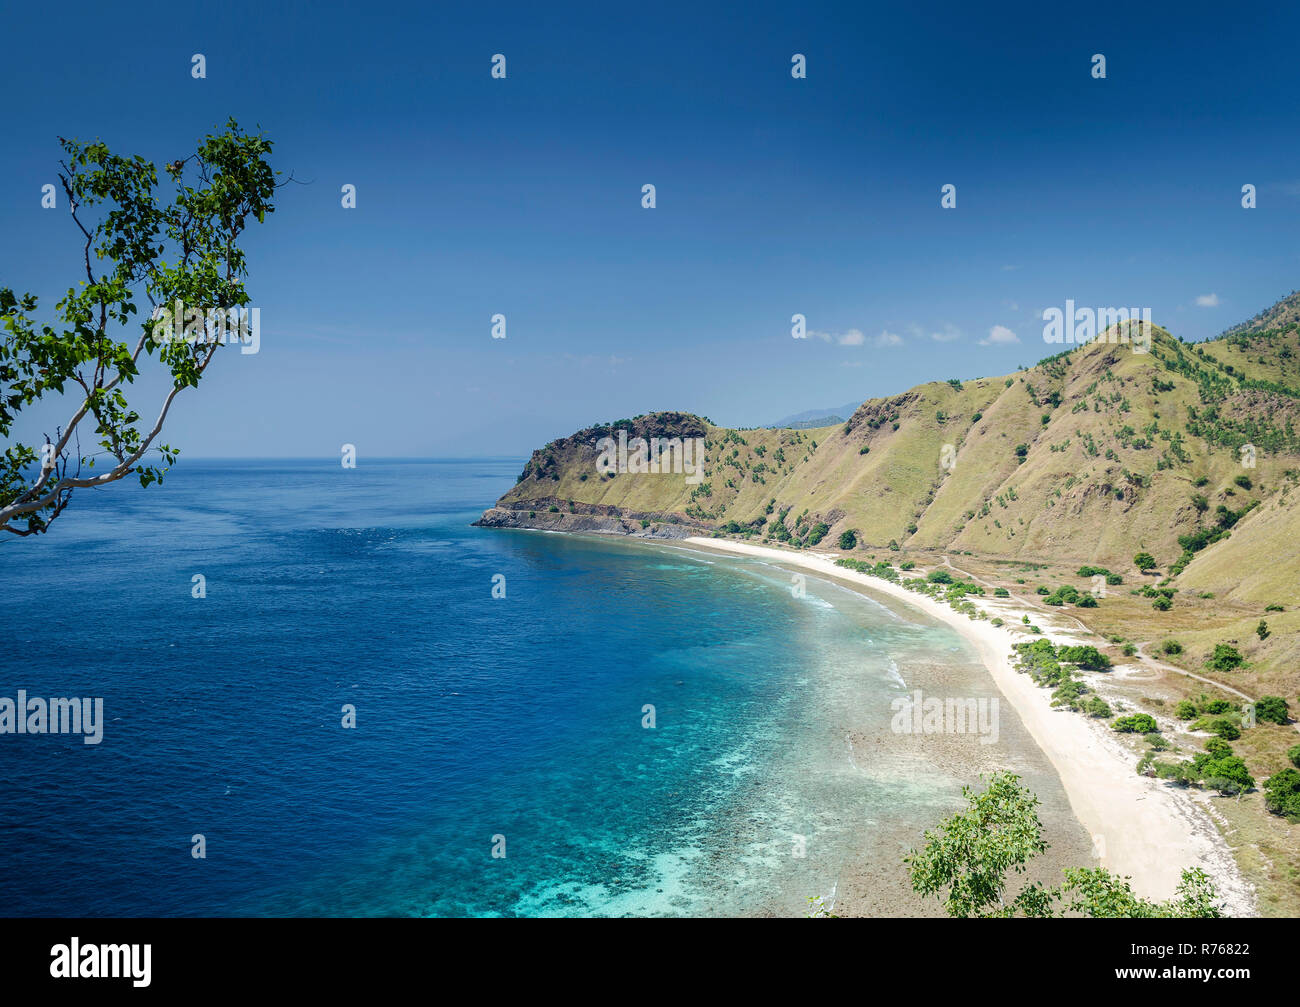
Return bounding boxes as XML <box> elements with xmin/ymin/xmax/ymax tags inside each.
<box><xmin>480</xmin><ymin>307</ymin><xmax>1300</xmax><ymax>606</ymax></box>
<box><xmin>1220</xmin><ymin>289</ymin><xmax>1300</xmax><ymax>339</ymax></box>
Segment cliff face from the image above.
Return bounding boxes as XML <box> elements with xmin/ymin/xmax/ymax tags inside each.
<box><xmin>475</xmin><ymin>506</ymin><xmax>696</xmax><ymax>539</ymax></box>
<box><xmin>473</xmin><ymin>411</ymin><xmax>715</xmax><ymax>537</ymax></box>
<box><xmin>478</xmin><ymin>319</ymin><xmax>1300</xmax><ymax>604</ymax></box>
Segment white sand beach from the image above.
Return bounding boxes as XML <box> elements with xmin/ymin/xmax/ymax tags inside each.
<box><xmin>682</xmin><ymin>536</ymin><xmax>1255</xmax><ymax>914</ymax></box>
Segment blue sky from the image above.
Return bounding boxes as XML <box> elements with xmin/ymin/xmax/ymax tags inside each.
<box><xmin>3</xmin><ymin>0</ymin><xmax>1300</xmax><ymax>457</ymax></box>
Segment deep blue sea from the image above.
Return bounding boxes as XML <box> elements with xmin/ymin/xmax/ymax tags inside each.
<box><xmin>0</xmin><ymin>459</ymin><xmax>1080</xmax><ymax>916</ymax></box>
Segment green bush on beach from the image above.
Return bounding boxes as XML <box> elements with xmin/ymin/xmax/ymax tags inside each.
<box><xmin>904</xmin><ymin>773</ymin><xmax>1222</xmax><ymax>918</ymax></box>
<box><xmin>1113</xmin><ymin>713</ymin><xmax>1159</xmax><ymax>734</ymax></box>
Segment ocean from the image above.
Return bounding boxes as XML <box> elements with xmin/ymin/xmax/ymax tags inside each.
<box><xmin>0</xmin><ymin>459</ymin><xmax>1090</xmax><ymax>916</ymax></box>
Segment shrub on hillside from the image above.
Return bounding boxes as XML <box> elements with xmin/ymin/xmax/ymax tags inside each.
<box><xmin>1201</xmin><ymin>757</ymin><xmax>1254</xmax><ymax>796</ymax></box>
<box><xmin>1044</xmin><ymin>585</ymin><xmax>1081</xmax><ymax>606</ymax></box>
<box><xmin>1254</xmin><ymin>696</ymin><xmax>1290</xmax><ymax>725</ymax></box>
<box><xmin>1113</xmin><ymin>714</ymin><xmax>1159</xmax><ymax>734</ymax></box>
<box><xmin>1262</xmin><ymin>769</ymin><xmax>1300</xmax><ymax>821</ymax></box>
<box><xmin>1205</xmin><ymin>644</ymin><xmax>1244</xmax><ymax>672</ymax></box>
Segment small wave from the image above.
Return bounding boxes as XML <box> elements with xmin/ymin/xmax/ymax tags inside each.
<box><xmin>885</xmin><ymin>659</ymin><xmax>906</xmax><ymax>689</ymax></box>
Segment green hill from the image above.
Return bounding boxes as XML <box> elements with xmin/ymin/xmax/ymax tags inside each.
<box><xmin>480</xmin><ymin>309</ymin><xmax>1300</xmax><ymax>607</ymax></box>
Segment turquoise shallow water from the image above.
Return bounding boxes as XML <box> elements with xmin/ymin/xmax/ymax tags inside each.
<box><xmin>0</xmin><ymin>459</ymin><xmax>1085</xmax><ymax>916</ymax></box>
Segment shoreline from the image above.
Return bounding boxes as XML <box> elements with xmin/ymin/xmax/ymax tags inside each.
<box><xmin>676</xmin><ymin>536</ymin><xmax>1256</xmax><ymax>915</ymax></box>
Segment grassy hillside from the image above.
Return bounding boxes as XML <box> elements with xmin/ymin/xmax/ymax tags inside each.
<box><xmin>485</xmin><ymin>318</ymin><xmax>1300</xmax><ymax>593</ymax></box>
<box><xmin>1221</xmin><ymin>289</ymin><xmax>1300</xmax><ymax>338</ymax></box>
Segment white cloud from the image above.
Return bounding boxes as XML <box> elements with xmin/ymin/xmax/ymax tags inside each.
<box><xmin>809</xmin><ymin>327</ymin><xmax>901</xmax><ymax>348</ymax></box>
<box><xmin>979</xmin><ymin>324</ymin><xmax>1020</xmax><ymax>346</ymax></box>
<box><xmin>1195</xmin><ymin>293</ymin><xmax>1220</xmax><ymax>307</ymax></box>
<box><xmin>905</xmin><ymin>322</ymin><xmax>961</xmax><ymax>342</ymax></box>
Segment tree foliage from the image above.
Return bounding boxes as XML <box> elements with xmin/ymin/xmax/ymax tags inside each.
<box><xmin>903</xmin><ymin>772</ymin><xmax>1052</xmax><ymax>918</ymax></box>
<box><xmin>1112</xmin><ymin>713</ymin><xmax>1159</xmax><ymax>734</ymax></box>
<box><xmin>1205</xmin><ymin>644</ymin><xmax>1245</xmax><ymax>672</ymax></box>
<box><xmin>1263</xmin><ymin>768</ymin><xmax>1300</xmax><ymax>821</ymax></box>
<box><xmin>905</xmin><ymin>772</ymin><xmax>1223</xmax><ymax>918</ymax></box>
<box><xmin>1057</xmin><ymin>866</ymin><xmax>1222</xmax><ymax>918</ymax></box>
<box><xmin>1254</xmin><ymin>695</ymin><xmax>1289</xmax><ymax>725</ymax></box>
<box><xmin>1</xmin><ymin>119</ymin><xmax>279</xmax><ymax>535</ymax></box>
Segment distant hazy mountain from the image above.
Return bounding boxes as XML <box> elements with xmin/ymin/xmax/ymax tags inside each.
<box><xmin>767</xmin><ymin>402</ymin><xmax>863</xmax><ymax>429</ymax></box>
